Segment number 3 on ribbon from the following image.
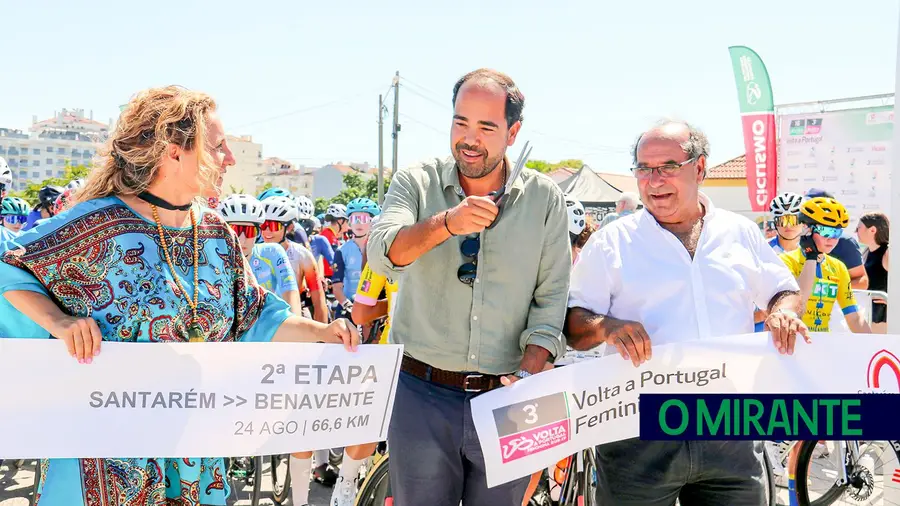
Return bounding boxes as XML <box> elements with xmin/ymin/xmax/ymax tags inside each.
<box><xmin>522</xmin><ymin>404</ymin><xmax>538</xmax><ymax>425</ymax></box>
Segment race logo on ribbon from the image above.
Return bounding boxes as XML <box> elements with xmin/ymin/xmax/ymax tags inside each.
<box><xmin>867</xmin><ymin>349</ymin><xmax>900</xmax><ymax>392</ymax></box>
<box><xmin>492</xmin><ymin>392</ymin><xmax>570</xmax><ymax>463</ymax></box>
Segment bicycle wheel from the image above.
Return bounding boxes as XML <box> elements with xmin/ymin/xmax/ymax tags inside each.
<box><xmin>795</xmin><ymin>441</ymin><xmax>867</xmax><ymax>506</ymax></box>
<box><xmin>225</xmin><ymin>456</ymin><xmax>263</xmax><ymax>506</ymax></box>
<box><xmin>761</xmin><ymin>444</ymin><xmax>776</xmax><ymax>506</ymax></box>
<box><xmin>269</xmin><ymin>454</ymin><xmax>291</xmax><ymax>505</ymax></box>
<box><xmin>354</xmin><ymin>453</ymin><xmax>392</xmax><ymax>506</ymax></box>
<box><xmin>580</xmin><ymin>448</ymin><xmax>598</xmax><ymax>506</ymax></box>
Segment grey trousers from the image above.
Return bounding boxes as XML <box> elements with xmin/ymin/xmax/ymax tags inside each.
<box><xmin>594</xmin><ymin>439</ymin><xmax>767</xmax><ymax>506</ymax></box>
<box><xmin>388</xmin><ymin>372</ymin><xmax>530</xmax><ymax>506</ymax></box>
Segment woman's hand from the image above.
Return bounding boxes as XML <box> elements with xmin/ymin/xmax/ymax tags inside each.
<box><xmin>318</xmin><ymin>318</ymin><xmax>359</xmax><ymax>352</ymax></box>
<box><xmin>50</xmin><ymin>316</ymin><xmax>102</xmax><ymax>364</ymax></box>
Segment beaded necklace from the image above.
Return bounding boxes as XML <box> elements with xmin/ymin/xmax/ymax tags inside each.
<box><xmin>151</xmin><ymin>204</ymin><xmax>203</xmax><ymax>342</ymax></box>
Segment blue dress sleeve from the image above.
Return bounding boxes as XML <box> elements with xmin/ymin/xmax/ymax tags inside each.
<box><xmin>227</xmin><ymin>234</ymin><xmax>292</xmax><ymax>343</ymax></box>
<box><xmin>312</xmin><ymin>235</ymin><xmax>334</xmax><ymax>265</ymax></box>
<box><xmin>0</xmin><ymin>231</ymin><xmax>55</xmax><ymax>338</ymax></box>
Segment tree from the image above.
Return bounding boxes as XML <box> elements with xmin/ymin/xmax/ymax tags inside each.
<box><xmin>257</xmin><ymin>181</ymin><xmax>273</xmax><ymax>195</ymax></box>
<box><xmin>14</xmin><ymin>164</ymin><xmax>91</xmax><ymax>203</ymax></box>
<box><xmin>525</xmin><ymin>159</ymin><xmax>584</xmax><ymax>174</ymax></box>
<box><xmin>314</xmin><ymin>197</ymin><xmax>329</xmax><ymax>215</ymax></box>
<box><xmin>228</xmin><ymin>184</ymin><xmax>246</xmax><ymax>195</ymax></box>
<box><xmin>329</xmin><ymin>173</ymin><xmax>368</xmax><ymax>206</ymax></box>
<box><xmin>365</xmin><ymin>175</ymin><xmax>391</xmax><ymax>203</ymax></box>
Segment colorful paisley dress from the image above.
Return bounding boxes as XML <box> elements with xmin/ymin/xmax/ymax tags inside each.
<box><xmin>0</xmin><ymin>196</ymin><xmax>292</xmax><ymax>505</ymax></box>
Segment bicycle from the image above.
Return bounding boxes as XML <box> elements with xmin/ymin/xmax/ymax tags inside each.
<box><xmin>268</xmin><ymin>447</ymin><xmax>344</xmax><ymax>505</ymax></box>
<box><xmin>353</xmin><ymin>442</ymin><xmax>391</xmax><ymax>506</ymax></box>
<box><xmin>224</xmin><ymin>456</ymin><xmax>262</xmax><ymax>506</ymax></box>
<box><xmin>764</xmin><ymin>439</ymin><xmax>900</xmax><ymax>505</ymax></box>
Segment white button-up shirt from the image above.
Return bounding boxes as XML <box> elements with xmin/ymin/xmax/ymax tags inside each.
<box><xmin>569</xmin><ymin>194</ymin><xmax>798</xmax><ymax>351</ymax></box>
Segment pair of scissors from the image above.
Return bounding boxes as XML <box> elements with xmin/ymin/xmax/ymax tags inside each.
<box><xmin>487</xmin><ymin>141</ymin><xmax>532</xmax><ymax>229</ymax></box>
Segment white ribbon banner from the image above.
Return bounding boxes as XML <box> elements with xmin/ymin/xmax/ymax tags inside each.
<box><xmin>0</xmin><ymin>340</ymin><xmax>403</xmax><ymax>458</ymax></box>
<box><xmin>471</xmin><ymin>333</ymin><xmax>900</xmax><ymax>487</ymax></box>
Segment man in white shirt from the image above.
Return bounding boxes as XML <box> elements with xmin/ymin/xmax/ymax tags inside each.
<box><xmin>565</xmin><ymin>120</ymin><xmax>810</xmax><ymax>505</ymax></box>
<box><xmin>598</xmin><ymin>191</ymin><xmax>639</xmax><ymax>228</ymax></box>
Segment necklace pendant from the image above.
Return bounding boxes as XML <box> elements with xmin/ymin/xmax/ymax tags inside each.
<box><xmin>188</xmin><ymin>324</ymin><xmax>205</xmax><ymax>343</ymax></box>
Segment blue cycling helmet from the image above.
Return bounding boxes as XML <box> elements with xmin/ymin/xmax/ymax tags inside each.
<box><xmin>346</xmin><ymin>197</ymin><xmax>381</xmax><ymax>217</ymax></box>
<box><xmin>316</xmin><ymin>213</ymin><xmax>326</xmax><ymax>222</ymax></box>
<box><xmin>257</xmin><ymin>187</ymin><xmax>291</xmax><ymax>201</ymax></box>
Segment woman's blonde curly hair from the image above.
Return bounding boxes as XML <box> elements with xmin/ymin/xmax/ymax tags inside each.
<box><xmin>78</xmin><ymin>86</ymin><xmax>218</xmax><ymax>203</ymax></box>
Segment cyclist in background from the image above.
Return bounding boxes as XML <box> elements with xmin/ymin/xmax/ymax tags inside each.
<box><xmin>0</xmin><ymin>157</ymin><xmax>10</xmax><ymax>199</ymax></box>
<box><xmin>219</xmin><ymin>194</ymin><xmax>303</xmax><ymax>314</ymax></box>
<box><xmin>331</xmin><ymin>198</ymin><xmax>379</xmax><ymax>320</ymax></box>
<box><xmin>1</xmin><ymin>197</ymin><xmax>30</xmax><ymax>242</ymax></box>
<box><xmin>755</xmin><ymin>191</ymin><xmax>805</xmax><ymax>330</ymax></box>
<box><xmin>291</xmin><ymin>195</ymin><xmax>315</xmax><ymax>248</ymax></box>
<box><xmin>330</xmin><ymin>216</ymin><xmax>396</xmax><ymax>506</ymax></box>
<box><xmin>804</xmin><ymin>188</ymin><xmax>869</xmax><ymax>289</ymax></box>
<box><xmin>320</xmin><ymin>203</ymin><xmax>349</xmax><ymax>260</ymax></box>
<box><xmin>260</xmin><ymin>195</ymin><xmax>328</xmax><ymax>323</ymax></box>
<box><xmin>565</xmin><ymin>194</ymin><xmax>591</xmax><ymax>265</ymax></box>
<box><xmin>777</xmin><ymin>196</ymin><xmax>871</xmax><ymax>505</ymax></box>
<box><xmin>23</xmin><ymin>185</ymin><xmax>63</xmax><ymax>231</ymax></box>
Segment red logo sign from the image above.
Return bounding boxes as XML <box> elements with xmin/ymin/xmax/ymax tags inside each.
<box><xmin>867</xmin><ymin>349</ymin><xmax>900</xmax><ymax>391</ymax></box>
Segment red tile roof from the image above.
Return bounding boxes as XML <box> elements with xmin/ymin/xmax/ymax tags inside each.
<box><xmin>707</xmin><ymin>154</ymin><xmax>745</xmax><ymax>179</ymax></box>
<box><xmin>548</xmin><ymin>167</ymin><xmax>577</xmax><ymax>184</ymax></box>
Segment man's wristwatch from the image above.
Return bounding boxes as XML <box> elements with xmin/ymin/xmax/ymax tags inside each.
<box><xmin>514</xmin><ymin>370</ymin><xmax>533</xmax><ymax>379</ymax></box>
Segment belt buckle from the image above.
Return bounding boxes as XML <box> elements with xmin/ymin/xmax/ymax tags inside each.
<box><xmin>463</xmin><ymin>374</ymin><xmax>484</xmax><ymax>392</ymax></box>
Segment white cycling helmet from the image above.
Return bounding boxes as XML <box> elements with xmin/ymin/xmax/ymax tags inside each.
<box><xmin>218</xmin><ymin>194</ymin><xmax>265</xmax><ymax>224</ymax></box>
<box><xmin>565</xmin><ymin>194</ymin><xmax>586</xmax><ymax>235</ymax></box>
<box><xmin>65</xmin><ymin>178</ymin><xmax>85</xmax><ymax>191</ymax></box>
<box><xmin>325</xmin><ymin>203</ymin><xmax>347</xmax><ymax>220</ymax></box>
<box><xmin>262</xmin><ymin>195</ymin><xmax>298</xmax><ymax>222</ymax></box>
<box><xmin>770</xmin><ymin>191</ymin><xmax>803</xmax><ymax>217</ymax></box>
<box><xmin>294</xmin><ymin>195</ymin><xmax>314</xmax><ymax>220</ymax></box>
<box><xmin>0</xmin><ymin>157</ymin><xmax>11</xmax><ymax>187</ymax></box>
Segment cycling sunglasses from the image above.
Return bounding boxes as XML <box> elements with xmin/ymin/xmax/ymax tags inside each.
<box><xmin>457</xmin><ymin>235</ymin><xmax>480</xmax><ymax>285</ymax></box>
<box><xmin>349</xmin><ymin>214</ymin><xmax>372</xmax><ymax>225</ymax></box>
<box><xmin>811</xmin><ymin>225</ymin><xmax>843</xmax><ymax>239</ymax></box>
<box><xmin>260</xmin><ymin>220</ymin><xmax>285</xmax><ymax>233</ymax></box>
<box><xmin>2</xmin><ymin>215</ymin><xmax>27</xmax><ymax>225</ymax></box>
<box><xmin>230</xmin><ymin>223</ymin><xmax>260</xmax><ymax>239</ymax></box>
<box><xmin>774</xmin><ymin>215</ymin><xmax>799</xmax><ymax>228</ymax></box>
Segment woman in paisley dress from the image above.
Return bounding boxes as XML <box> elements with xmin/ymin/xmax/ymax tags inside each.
<box><xmin>0</xmin><ymin>86</ymin><xmax>359</xmax><ymax>506</ymax></box>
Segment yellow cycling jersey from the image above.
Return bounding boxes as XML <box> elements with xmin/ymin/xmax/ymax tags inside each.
<box><xmin>778</xmin><ymin>248</ymin><xmax>858</xmax><ymax>332</ymax></box>
<box><xmin>354</xmin><ymin>264</ymin><xmax>398</xmax><ymax>344</ymax></box>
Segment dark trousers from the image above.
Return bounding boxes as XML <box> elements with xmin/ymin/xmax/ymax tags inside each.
<box><xmin>595</xmin><ymin>439</ymin><xmax>766</xmax><ymax>505</ymax></box>
<box><xmin>388</xmin><ymin>372</ymin><xmax>530</xmax><ymax>506</ymax></box>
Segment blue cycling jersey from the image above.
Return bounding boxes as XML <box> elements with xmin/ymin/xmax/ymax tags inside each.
<box><xmin>0</xmin><ymin>226</ymin><xmax>19</xmax><ymax>244</ymax></box>
<box><xmin>332</xmin><ymin>240</ymin><xmax>364</xmax><ymax>301</ymax></box>
<box><xmin>249</xmin><ymin>243</ymin><xmax>298</xmax><ymax>296</ymax></box>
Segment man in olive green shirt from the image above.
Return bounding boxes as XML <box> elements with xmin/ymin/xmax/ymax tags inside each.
<box><xmin>367</xmin><ymin>68</ymin><xmax>570</xmax><ymax>506</ymax></box>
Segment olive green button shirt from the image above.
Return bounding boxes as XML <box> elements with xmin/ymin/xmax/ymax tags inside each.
<box><xmin>367</xmin><ymin>157</ymin><xmax>571</xmax><ymax>375</ymax></box>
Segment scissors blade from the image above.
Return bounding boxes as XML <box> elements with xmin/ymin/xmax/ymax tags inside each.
<box><xmin>503</xmin><ymin>141</ymin><xmax>531</xmax><ymax>195</ymax></box>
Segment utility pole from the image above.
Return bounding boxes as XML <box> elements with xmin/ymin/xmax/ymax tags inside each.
<box><xmin>377</xmin><ymin>94</ymin><xmax>385</xmax><ymax>205</ymax></box>
<box><xmin>392</xmin><ymin>71</ymin><xmax>400</xmax><ymax>177</ymax></box>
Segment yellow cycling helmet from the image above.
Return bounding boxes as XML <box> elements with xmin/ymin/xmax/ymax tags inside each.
<box><xmin>799</xmin><ymin>197</ymin><xmax>850</xmax><ymax>228</ymax></box>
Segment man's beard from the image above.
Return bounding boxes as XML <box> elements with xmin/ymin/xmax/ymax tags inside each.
<box><xmin>454</xmin><ymin>142</ymin><xmax>504</xmax><ymax>179</ymax></box>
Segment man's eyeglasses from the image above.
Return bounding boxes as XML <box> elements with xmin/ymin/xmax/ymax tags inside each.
<box><xmin>775</xmin><ymin>215</ymin><xmax>799</xmax><ymax>228</ymax></box>
<box><xmin>349</xmin><ymin>214</ymin><xmax>372</xmax><ymax>225</ymax></box>
<box><xmin>230</xmin><ymin>223</ymin><xmax>260</xmax><ymax>239</ymax></box>
<box><xmin>260</xmin><ymin>220</ymin><xmax>285</xmax><ymax>233</ymax></box>
<box><xmin>630</xmin><ymin>157</ymin><xmax>698</xmax><ymax>180</ymax></box>
<box><xmin>811</xmin><ymin>225</ymin><xmax>843</xmax><ymax>239</ymax></box>
<box><xmin>457</xmin><ymin>235</ymin><xmax>480</xmax><ymax>286</ymax></box>
<box><xmin>2</xmin><ymin>215</ymin><xmax>27</xmax><ymax>225</ymax></box>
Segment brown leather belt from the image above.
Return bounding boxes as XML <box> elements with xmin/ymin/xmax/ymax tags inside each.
<box><xmin>401</xmin><ymin>355</ymin><xmax>505</xmax><ymax>392</ymax></box>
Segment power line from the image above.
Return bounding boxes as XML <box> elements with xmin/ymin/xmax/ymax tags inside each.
<box><xmin>399</xmin><ymin>76</ymin><xmax>447</xmax><ymax>103</ymax></box>
<box><xmin>401</xmin><ymin>85</ymin><xmax>452</xmax><ymax>112</ymax></box>
<box><xmin>233</xmin><ymin>88</ymin><xmax>380</xmax><ymax>129</ymax></box>
<box><xmin>399</xmin><ymin>113</ymin><xmax>448</xmax><ymax>137</ymax></box>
